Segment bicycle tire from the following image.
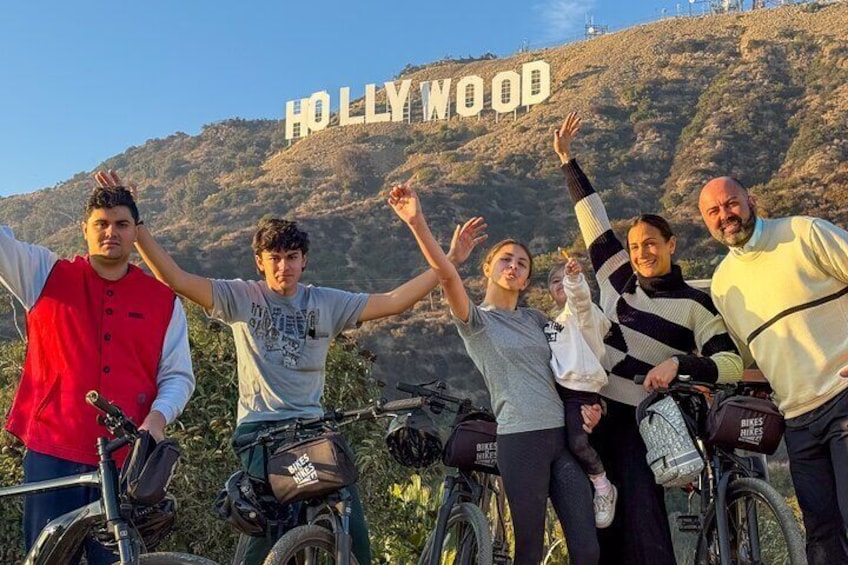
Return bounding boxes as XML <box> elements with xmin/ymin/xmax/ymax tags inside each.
<box><xmin>262</xmin><ymin>524</ymin><xmax>360</xmax><ymax>565</ymax></box>
<box><xmin>418</xmin><ymin>502</ymin><xmax>494</xmax><ymax>565</ymax></box>
<box><xmin>136</xmin><ymin>552</ymin><xmax>220</xmax><ymax>564</ymax></box>
<box><xmin>694</xmin><ymin>477</ymin><xmax>806</xmax><ymax>565</ymax></box>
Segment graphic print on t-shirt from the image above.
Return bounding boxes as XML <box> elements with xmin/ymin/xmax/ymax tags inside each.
<box><xmin>247</xmin><ymin>302</ymin><xmax>318</xmax><ymax>368</ymax></box>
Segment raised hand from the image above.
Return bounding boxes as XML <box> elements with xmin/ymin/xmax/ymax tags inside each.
<box><xmin>93</xmin><ymin>170</ymin><xmax>138</xmax><ymax>201</ymax></box>
<box><xmin>564</xmin><ymin>257</ymin><xmax>582</xmax><ymax>278</ymax></box>
<box><xmin>447</xmin><ymin>217</ymin><xmax>488</xmax><ymax>266</ymax></box>
<box><xmin>387</xmin><ymin>182</ymin><xmax>422</xmax><ymax>225</ymax></box>
<box><xmin>553</xmin><ymin>112</ymin><xmax>581</xmax><ymax>164</ymax></box>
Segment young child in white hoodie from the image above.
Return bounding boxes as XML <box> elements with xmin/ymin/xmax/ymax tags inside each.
<box><xmin>544</xmin><ymin>254</ymin><xmax>617</xmax><ymax>528</ymax></box>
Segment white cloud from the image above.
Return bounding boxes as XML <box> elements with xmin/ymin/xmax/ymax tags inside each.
<box><xmin>534</xmin><ymin>0</ymin><xmax>596</xmax><ymax>42</ymax></box>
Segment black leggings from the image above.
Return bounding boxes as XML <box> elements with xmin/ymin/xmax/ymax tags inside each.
<box><xmin>559</xmin><ymin>387</ymin><xmax>605</xmax><ymax>476</ymax></box>
<box><xmin>497</xmin><ymin>427</ymin><xmax>598</xmax><ymax>565</ymax></box>
<box><xmin>591</xmin><ymin>399</ymin><xmax>675</xmax><ymax>565</ymax></box>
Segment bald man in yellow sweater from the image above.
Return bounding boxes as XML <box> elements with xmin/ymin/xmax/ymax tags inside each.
<box><xmin>699</xmin><ymin>177</ymin><xmax>848</xmax><ymax>564</ymax></box>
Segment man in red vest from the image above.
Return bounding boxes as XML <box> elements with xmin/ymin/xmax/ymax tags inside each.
<box><xmin>0</xmin><ymin>185</ymin><xmax>195</xmax><ymax>564</ymax></box>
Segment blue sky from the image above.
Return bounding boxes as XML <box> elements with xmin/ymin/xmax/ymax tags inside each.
<box><xmin>0</xmin><ymin>0</ymin><xmax>691</xmax><ymax>196</ymax></box>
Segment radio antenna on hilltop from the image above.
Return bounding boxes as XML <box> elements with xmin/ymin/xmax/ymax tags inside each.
<box><xmin>585</xmin><ymin>15</ymin><xmax>609</xmax><ymax>40</ymax></box>
<box><xmin>709</xmin><ymin>0</ymin><xmax>744</xmax><ymax>12</ymax></box>
<box><xmin>752</xmin><ymin>0</ymin><xmax>803</xmax><ymax>7</ymax></box>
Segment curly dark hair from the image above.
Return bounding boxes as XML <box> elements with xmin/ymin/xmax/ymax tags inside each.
<box><xmin>251</xmin><ymin>218</ymin><xmax>310</xmax><ymax>256</ymax></box>
<box><xmin>83</xmin><ymin>186</ymin><xmax>140</xmax><ymax>223</ymax></box>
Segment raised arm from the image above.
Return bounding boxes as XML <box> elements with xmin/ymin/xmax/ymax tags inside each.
<box><xmin>553</xmin><ymin>113</ymin><xmax>631</xmax><ymax>297</ymax></box>
<box><xmin>561</xmin><ymin>257</ymin><xmax>610</xmax><ymax>360</ymax></box>
<box><xmin>94</xmin><ymin>171</ymin><xmax>214</xmax><ymax>311</ymax></box>
<box><xmin>134</xmin><ymin>226</ymin><xmax>215</xmax><ymax>311</ymax></box>
<box><xmin>385</xmin><ymin>183</ymin><xmax>480</xmax><ymax>323</ymax></box>
<box><xmin>361</xmin><ymin>188</ymin><xmax>486</xmax><ymax>322</ymax></box>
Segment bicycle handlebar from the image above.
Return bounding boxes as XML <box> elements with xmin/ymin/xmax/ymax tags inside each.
<box><xmin>233</xmin><ymin>396</ymin><xmax>428</xmax><ymax>451</ymax></box>
<box><xmin>396</xmin><ymin>380</ymin><xmax>487</xmax><ymax>412</ymax></box>
<box><xmin>379</xmin><ymin>397</ymin><xmax>427</xmax><ymax>412</ymax></box>
<box><xmin>86</xmin><ymin>390</ymin><xmax>123</xmax><ymax>417</ymax></box>
<box><xmin>86</xmin><ymin>390</ymin><xmax>139</xmax><ymax>439</ymax></box>
<box><xmin>632</xmin><ymin>375</ymin><xmax>772</xmax><ymax>396</ymax></box>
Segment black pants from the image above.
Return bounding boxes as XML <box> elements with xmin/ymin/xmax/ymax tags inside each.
<box><xmin>497</xmin><ymin>427</ymin><xmax>598</xmax><ymax>565</ymax></box>
<box><xmin>558</xmin><ymin>387</ymin><xmax>605</xmax><ymax>476</ymax></box>
<box><xmin>590</xmin><ymin>399</ymin><xmax>676</xmax><ymax>565</ymax></box>
<box><xmin>784</xmin><ymin>388</ymin><xmax>848</xmax><ymax>565</ymax></box>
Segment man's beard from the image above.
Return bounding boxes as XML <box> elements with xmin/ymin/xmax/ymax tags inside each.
<box><xmin>714</xmin><ymin>210</ymin><xmax>757</xmax><ymax>247</ymax></box>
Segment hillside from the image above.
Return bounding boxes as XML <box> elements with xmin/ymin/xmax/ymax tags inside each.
<box><xmin>2</xmin><ymin>2</ymin><xmax>848</xmax><ymax>397</ymax></box>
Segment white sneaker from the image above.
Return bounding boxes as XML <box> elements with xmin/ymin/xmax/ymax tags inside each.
<box><xmin>594</xmin><ymin>484</ymin><xmax>617</xmax><ymax>529</ymax></box>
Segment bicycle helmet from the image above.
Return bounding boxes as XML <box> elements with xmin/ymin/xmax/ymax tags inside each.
<box><xmin>130</xmin><ymin>494</ymin><xmax>177</xmax><ymax>550</ymax></box>
<box><xmin>93</xmin><ymin>495</ymin><xmax>176</xmax><ymax>550</ymax></box>
<box><xmin>213</xmin><ymin>471</ymin><xmax>268</xmax><ymax>537</ymax></box>
<box><xmin>385</xmin><ymin>408</ymin><xmax>443</xmax><ymax>468</ymax></box>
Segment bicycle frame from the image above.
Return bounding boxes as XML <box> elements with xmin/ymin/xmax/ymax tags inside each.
<box><xmin>427</xmin><ymin>472</ymin><xmax>485</xmax><ymax>565</ymax></box>
<box><xmin>655</xmin><ymin>379</ymin><xmax>787</xmax><ymax>565</ymax></box>
<box><xmin>0</xmin><ymin>434</ymin><xmax>136</xmax><ymax>565</ymax></box>
<box><xmin>700</xmin><ymin>445</ymin><xmax>770</xmax><ymax>565</ymax></box>
<box><xmin>302</xmin><ymin>487</ymin><xmax>355</xmax><ymax>563</ymax></box>
<box><xmin>233</xmin><ymin>395</ymin><xmax>427</xmax><ymax>565</ymax></box>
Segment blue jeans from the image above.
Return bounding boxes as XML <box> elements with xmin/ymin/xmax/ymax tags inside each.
<box><xmin>23</xmin><ymin>449</ymin><xmax>118</xmax><ymax>565</ymax></box>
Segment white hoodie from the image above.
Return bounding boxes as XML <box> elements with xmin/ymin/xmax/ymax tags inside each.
<box><xmin>544</xmin><ymin>273</ymin><xmax>610</xmax><ymax>393</ymax></box>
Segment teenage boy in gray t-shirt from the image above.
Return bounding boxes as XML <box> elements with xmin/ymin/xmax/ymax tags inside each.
<box><xmin>102</xmin><ymin>170</ymin><xmax>486</xmax><ymax>565</ymax></box>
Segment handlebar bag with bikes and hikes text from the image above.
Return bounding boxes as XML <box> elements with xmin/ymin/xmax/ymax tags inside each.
<box><xmin>637</xmin><ymin>393</ymin><xmax>704</xmax><ymax>488</ymax></box>
<box><xmin>705</xmin><ymin>390</ymin><xmax>785</xmax><ymax>454</ymax></box>
<box><xmin>267</xmin><ymin>431</ymin><xmax>359</xmax><ymax>504</ymax></box>
<box><xmin>442</xmin><ymin>412</ymin><xmax>499</xmax><ymax>475</ymax></box>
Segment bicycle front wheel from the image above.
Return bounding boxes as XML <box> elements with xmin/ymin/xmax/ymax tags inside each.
<box><xmin>137</xmin><ymin>552</ymin><xmax>220</xmax><ymax>564</ymax></box>
<box><xmin>418</xmin><ymin>502</ymin><xmax>494</xmax><ymax>565</ymax></box>
<box><xmin>263</xmin><ymin>524</ymin><xmax>360</xmax><ymax>565</ymax></box>
<box><xmin>695</xmin><ymin>477</ymin><xmax>806</xmax><ymax>565</ymax></box>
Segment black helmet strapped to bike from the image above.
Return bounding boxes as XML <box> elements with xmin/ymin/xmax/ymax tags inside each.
<box><xmin>214</xmin><ymin>470</ymin><xmax>269</xmax><ymax>537</ymax></box>
<box><xmin>129</xmin><ymin>494</ymin><xmax>177</xmax><ymax>550</ymax></box>
<box><xmin>214</xmin><ymin>470</ymin><xmax>296</xmax><ymax>537</ymax></box>
<box><xmin>385</xmin><ymin>408</ymin><xmax>443</xmax><ymax>468</ymax></box>
<box><xmin>94</xmin><ymin>494</ymin><xmax>177</xmax><ymax>550</ymax></box>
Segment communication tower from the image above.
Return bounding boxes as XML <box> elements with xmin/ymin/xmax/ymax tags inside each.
<box><xmin>710</xmin><ymin>0</ymin><xmax>744</xmax><ymax>12</ymax></box>
<box><xmin>585</xmin><ymin>16</ymin><xmax>609</xmax><ymax>39</ymax></box>
<box><xmin>752</xmin><ymin>0</ymin><xmax>799</xmax><ymax>7</ymax></box>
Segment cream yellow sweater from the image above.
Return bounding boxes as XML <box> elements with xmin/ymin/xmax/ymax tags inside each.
<box><xmin>711</xmin><ymin>216</ymin><xmax>848</xmax><ymax>418</ymax></box>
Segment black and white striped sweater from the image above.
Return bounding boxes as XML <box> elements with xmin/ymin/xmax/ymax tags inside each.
<box><xmin>561</xmin><ymin>159</ymin><xmax>742</xmax><ymax>406</ymax></box>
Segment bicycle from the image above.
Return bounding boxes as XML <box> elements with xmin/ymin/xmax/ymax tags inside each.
<box><xmin>229</xmin><ymin>395</ymin><xmax>428</xmax><ymax>565</ymax></box>
<box><xmin>396</xmin><ymin>381</ymin><xmax>511</xmax><ymax>565</ymax></box>
<box><xmin>0</xmin><ymin>390</ymin><xmax>218</xmax><ymax>565</ymax></box>
<box><xmin>636</xmin><ymin>376</ymin><xmax>806</xmax><ymax>565</ymax></box>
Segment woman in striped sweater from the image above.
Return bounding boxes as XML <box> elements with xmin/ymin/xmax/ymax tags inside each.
<box><xmin>553</xmin><ymin>113</ymin><xmax>743</xmax><ymax>565</ymax></box>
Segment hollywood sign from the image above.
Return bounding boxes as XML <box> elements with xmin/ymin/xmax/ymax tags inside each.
<box><xmin>284</xmin><ymin>60</ymin><xmax>551</xmax><ymax>140</ymax></box>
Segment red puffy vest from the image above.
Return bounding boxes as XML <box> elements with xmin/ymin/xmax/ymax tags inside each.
<box><xmin>5</xmin><ymin>257</ymin><xmax>175</xmax><ymax>466</ymax></box>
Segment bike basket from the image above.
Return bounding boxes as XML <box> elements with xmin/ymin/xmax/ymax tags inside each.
<box><xmin>705</xmin><ymin>392</ymin><xmax>785</xmax><ymax>454</ymax></box>
<box><xmin>637</xmin><ymin>394</ymin><xmax>704</xmax><ymax>488</ymax></box>
<box><xmin>267</xmin><ymin>431</ymin><xmax>358</xmax><ymax>504</ymax></box>
<box><xmin>441</xmin><ymin>414</ymin><xmax>499</xmax><ymax>475</ymax></box>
